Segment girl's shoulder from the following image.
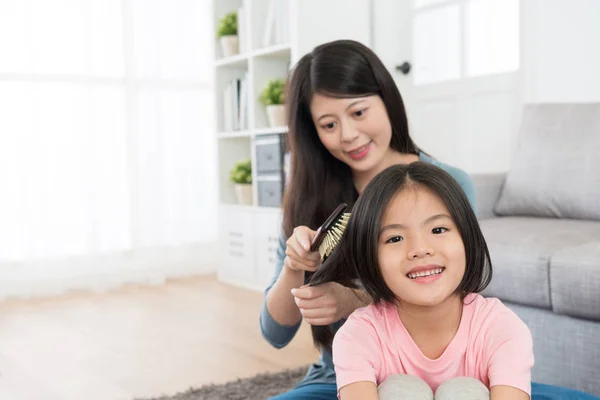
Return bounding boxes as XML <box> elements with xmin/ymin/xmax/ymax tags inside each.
<box><xmin>465</xmin><ymin>293</ymin><xmax>512</xmax><ymax>317</ymax></box>
<box><xmin>343</xmin><ymin>301</ymin><xmax>395</xmax><ymax>331</ymax></box>
<box><xmin>465</xmin><ymin>294</ymin><xmax>531</xmax><ymax>338</ymax></box>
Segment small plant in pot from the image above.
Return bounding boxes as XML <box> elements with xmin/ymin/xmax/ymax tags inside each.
<box><xmin>259</xmin><ymin>78</ymin><xmax>286</xmax><ymax>128</ymax></box>
<box><xmin>217</xmin><ymin>11</ymin><xmax>238</xmax><ymax>57</ymax></box>
<box><xmin>230</xmin><ymin>159</ymin><xmax>252</xmax><ymax>205</ymax></box>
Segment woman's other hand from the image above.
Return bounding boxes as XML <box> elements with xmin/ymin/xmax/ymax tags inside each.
<box><xmin>292</xmin><ymin>282</ymin><xmax>355</xmax><ymax>326</ymax></box>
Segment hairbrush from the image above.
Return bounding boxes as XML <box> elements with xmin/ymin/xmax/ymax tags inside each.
<box><xmin>310</xmin><ymin>203</ymin><xmax>351</xmax><ymax>261</ymax></box>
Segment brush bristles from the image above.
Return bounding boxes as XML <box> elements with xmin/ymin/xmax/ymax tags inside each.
<box><xmin>318</xmin><ymin>213</ymin><xmax>350</xmax><ymax>260</ymax></box>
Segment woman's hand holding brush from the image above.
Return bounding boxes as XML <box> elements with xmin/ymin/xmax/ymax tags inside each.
<box><xmin>283</xmin><ymin>226</ymin><xmax>322</xmax><ymax>273</ymax></box>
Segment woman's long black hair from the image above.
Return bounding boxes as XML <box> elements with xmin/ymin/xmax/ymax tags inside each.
<box><xmin>309</xmin><ymin>162</ymin><xmax>493</xmax><ymax>352</ymax></box>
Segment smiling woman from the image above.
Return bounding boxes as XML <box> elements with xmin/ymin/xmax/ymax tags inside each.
<box><xmin>310</xmin><ymin>94</ymin><xmax>411</xmax><ymax>192</ymax></box>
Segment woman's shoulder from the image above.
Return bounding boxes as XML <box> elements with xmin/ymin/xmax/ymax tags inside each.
<box><xmin>419</xmin><ymin>152</ymin><xmax>477</xmax><ymax>210</ymax></box>
<box><xmin>419</xmin><ymin>152</ymin><xmax>473</xmax><ymax>185</ymax></box>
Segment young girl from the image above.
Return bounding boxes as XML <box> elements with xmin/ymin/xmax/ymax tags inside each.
<box><xmin>310</xmin><ymin>162</ymin><xmax>533</xmax><ymax>400</ymax></box>
<box><xmin>260</xmin><ymin>40</ymin><xmax>476</xmax><ymax>400</ymax></box>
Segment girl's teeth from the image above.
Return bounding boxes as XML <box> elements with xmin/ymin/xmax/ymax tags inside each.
<box><xmin>407</xmin><ymin>268</ymin><xmax>443</xmax><ymax>279</ymax></box>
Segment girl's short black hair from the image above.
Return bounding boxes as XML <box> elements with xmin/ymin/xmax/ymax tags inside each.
<box><xmin>310</xmin><ymin>162</ymin><xmax>492</xmax><ymax>350</ymax></box>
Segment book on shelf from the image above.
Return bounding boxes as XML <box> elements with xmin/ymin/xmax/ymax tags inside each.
<box><xmin>262</xmin><ymin>0</ymin><xmax>290</xmax><ymax>48</ymax></box>
<box><xmin>237</xmin><ymin>0</ymin><xmax>249</xmax><ymax>54</ymax></box>
<box><xmin>222</xmin><ymin>72</ymin><xmax>248</xmax><ymax>132</ymax></box>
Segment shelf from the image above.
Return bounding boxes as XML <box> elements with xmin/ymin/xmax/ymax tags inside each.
<box><xmin>255</xmin><ymin>205</ymin><xmax>283</xmax><ymax>214</ymax></box>
<box><xmin>214</xmin><ymin>44</ymin><xmax>290</xmax><ymax>67</ymax></box>
<box><xmin>219</xmin><ymin>203</ymin><xmax>282</xmax><ymax>214</ymax></box>
<box><xmin>215</xmin><ymin>53</ymin><xmax>249</xmax><ymax>68</ymax></box>
<box><xmin>217</xmin><ymin>130</ymin><xmax>252</xmax><ymax>139</ymax></box>
<box><xmin>217</xmin><ymin>128</ymin><xmax>288</xmax><ymax>138</ymax></box>
<box><xmin>254</xmin><ymin>126</ymin><xmax>288</xmax><ymax>136</ymax></box>
<box><xmin>219</xmin><ymin>203</ymin><xmax>255</xmax><ymax>212</ymax></box>
<box><xmin>252</xmin><ymin>43</ymin><xmax>291</xmax><ymax>59</ymax></box>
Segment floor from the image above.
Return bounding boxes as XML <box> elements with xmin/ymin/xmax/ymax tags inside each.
<box><xmin>0</xmin><ymin>275</ymin><xmax>318</xmax><ymax>400</ymax></box>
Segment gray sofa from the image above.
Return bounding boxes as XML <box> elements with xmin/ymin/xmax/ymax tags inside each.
<box><xmin>473</xmin><ymin>103</ymin><xmax>600</xmax><ymax>396</ymax></box>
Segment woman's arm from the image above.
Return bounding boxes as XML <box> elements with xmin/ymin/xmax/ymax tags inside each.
<box><xmin>260</xmin><ymin>232</ymin><xmax>306</xmax><ymax>348</ymax></box>
<box><xmin>339</xmin><ymin>382</ymin><xmax>378</xmax><ymax>400</ymax></box>
<box><xmin>490</xmin><ymin>385</ymin><xmax>530</xmax><ymax>400</ymax></box>
<box><xmin>265</xmin><ymin>260</ymin><xmax>305</xmax><ymax>326</ymax></box>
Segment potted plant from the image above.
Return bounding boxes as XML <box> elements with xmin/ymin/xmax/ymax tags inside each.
<box><xmin>217</xmin><ymin>11</ymin><xmax>238</xmax><ymax>57</ymax></box>
<box><xmin>229</xmin><ymin>159</ymin><xmax>252</xmax><ymax>205</ymax></box>
<box><xmin>259</xmin><ymin>78</ymin><xmax>286</xmax><ymax>127</ymax></box>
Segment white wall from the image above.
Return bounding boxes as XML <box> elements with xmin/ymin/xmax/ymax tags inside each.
<box><xmin>293</xmin><ymin>0</ymin><xmax>372</xmax><ymax>61</ymax></box>
<box><xmin>372</xmin><ymin>0</ymin><xmax>600</xmax><ymax>174</ymax></box>
<box><xmin>521</xmin><ymin>0</ymin><xmax>600</xmax><ymax>103</ymax></box>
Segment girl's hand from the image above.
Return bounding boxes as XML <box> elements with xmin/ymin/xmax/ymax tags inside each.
<box><xmin>284</xmin><ymin>226</ymin><xmax>321</xmax><ymax>273</ymax></box>
<box><xmin>291</xmin><ymin>282</ymin><xmax>354</xmax><ymax>326</ymax></box>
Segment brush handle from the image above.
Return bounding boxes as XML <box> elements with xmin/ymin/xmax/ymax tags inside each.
<box><xmin>309</xmin><ymin>203</ymin><xmax>347</xmax><ymax>252</ymax></box>
<box><xmin>310</xmin><ymin>226</ymin><xmax>325</xmax><ymax>252</ymax></box>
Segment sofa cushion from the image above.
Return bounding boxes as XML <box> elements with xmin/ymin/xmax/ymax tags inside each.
<box><xmin>506</xmin><ymin>303</ymin><xmax>600</xmax><ymax>396</ymax></box>
<box><xmin>479</xmin><ymin>217</ymin><xmax>600</xmax><ymax>308</ymax></box>
<box><xmin>494</xmin><ymin>103</ymin><xmax>600</xmax><ymax>221</ymax></box>
<box><xmin>550</xmin><ymin>241</ymin><xmax>600</xmax><ymax>321</ymax></box>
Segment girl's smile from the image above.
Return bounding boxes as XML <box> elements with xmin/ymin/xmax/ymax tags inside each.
<box><xmin>406</xmin><ymin>264</ymin><xmax>445</xmax><ymax>283</ymax></box>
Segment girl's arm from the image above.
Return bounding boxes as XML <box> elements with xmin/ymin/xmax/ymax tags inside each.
<box><xmin>333</xmin><ymin>309</ymin><xmax>382</xmax><ymax>399</ymax></box>
<box><xmin>339</xmin><ymin>382</ymin><xmax>378</xmax><ymax>400</ymax></box>
<box><xmin>490</xmin><ymin>385</ymin><xmax>530</xmax><ymax>400</ymax></box>
<box><xmin>485</xmin><ymin>307</ymin><xmax>534</xmax><ymax>398</ymax></box>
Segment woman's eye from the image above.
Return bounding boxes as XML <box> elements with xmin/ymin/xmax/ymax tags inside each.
<box><xmin>322</xmin><ymin>122</ymin><xmax>336</xmax><ymax>130</ymax></box>
<box><xmin>354</xmin><ymin>109</ymin><xmax>367</xmax><ymax>117</ymax></box>
<box><xmin>432</xmin><ymin>227</ymin><xmax>448</xmax><ymax>234</ymax></box>
<box><xmin>386</xmin><ymin>236</ymin><xmax>403</xmax><ymax>244</ymax></box>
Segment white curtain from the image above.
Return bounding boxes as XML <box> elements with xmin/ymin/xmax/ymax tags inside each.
<box><xmin>0</xmin><ymin>0</ymin><xmax>217</xmax><ymax>299</ymax></box>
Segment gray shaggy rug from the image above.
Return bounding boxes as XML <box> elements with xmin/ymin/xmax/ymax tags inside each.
<box><xmin>136</xmin><ymin>366</ymin><xmax>309</xmax><ymax>400</ymax></box>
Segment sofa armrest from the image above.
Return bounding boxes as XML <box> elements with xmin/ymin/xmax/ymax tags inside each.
<box><xmin>472</xmin><ymin>173</ymin><xmax>506</xmax><ymax>220</ymax></box>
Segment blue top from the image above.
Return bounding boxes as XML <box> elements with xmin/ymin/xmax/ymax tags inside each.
<box><xmin>259</xmin><ymin>153</ymin><xmax>477</xmax><ymax>389</ymax></box>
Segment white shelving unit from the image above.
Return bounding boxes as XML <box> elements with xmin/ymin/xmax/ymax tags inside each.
<box><xmin>213</xmin><ymin>0</ymin><xmax>371</xmax><ymax>291</ymax></box>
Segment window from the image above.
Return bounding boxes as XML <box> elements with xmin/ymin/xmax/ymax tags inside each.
<box><xmin>0</xmin><ymin>0</ymin><xmax>216</xmax><ymax>262</ymax></box>
<box><xmin>412</xmin><ymin>0</ymin><xmax>519</xmax><ymax>85</ymax></box>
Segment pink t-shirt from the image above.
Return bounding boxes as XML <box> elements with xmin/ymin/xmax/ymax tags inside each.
<box><xmin>332</xmin><ymin>293</ymin><xmax>534</xmax><ymax>395</ymax></box>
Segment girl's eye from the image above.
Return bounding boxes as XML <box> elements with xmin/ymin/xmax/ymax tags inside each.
<box><xmin>322</xmin><ymin>122</ymin><xmax>336</xmax><ymax>130</ymax></box>
<box><xmin>432</xmin><ymin>227</ymin><xmax>448</xmax><ymax>234</ymax></box>
<box><xmin>354</xmin><ymin>109</ymin><xmax>367</xmax><ymax>117</ymax></box>
<box><xmin>385</xmin><ymin>236</ymin><xmax>403</xmax><ymax>244</ymax></box>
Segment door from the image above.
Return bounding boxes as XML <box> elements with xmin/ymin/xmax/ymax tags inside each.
<box><xmin>374</xmin><ymin>0</ymin><xmax>521</xmax><ymax>174</ymax></box>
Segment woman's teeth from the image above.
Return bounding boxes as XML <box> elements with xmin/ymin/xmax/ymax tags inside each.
<box><xmin>349</xmin><ymin>143</ymin><xmax>369</xmax><ymax>154</ymax></box>
<box><xmin>407</xmin><ymin>268</ymin><xmax>444</xmax><ymax>279</ymax></box>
